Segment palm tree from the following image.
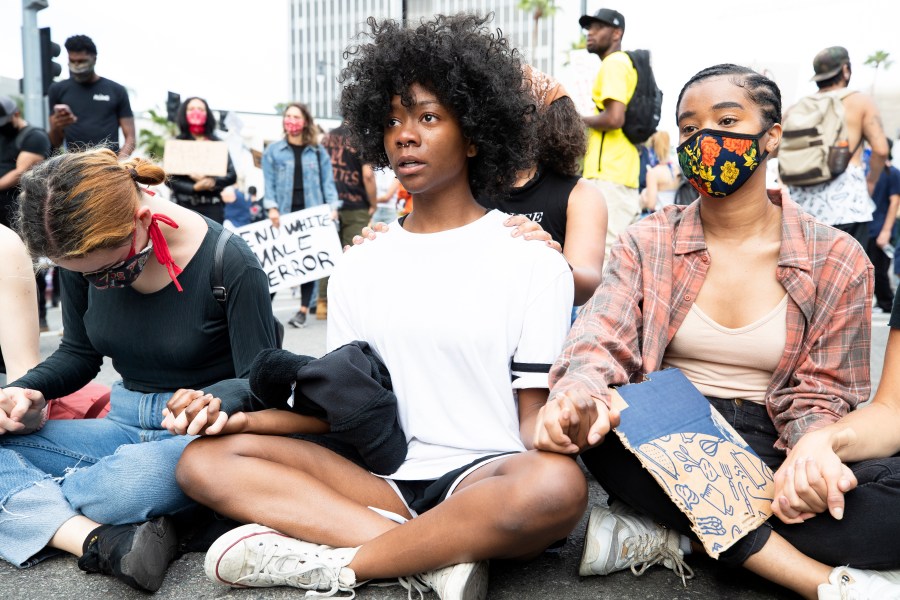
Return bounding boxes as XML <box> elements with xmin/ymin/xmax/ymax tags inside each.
<box><xmin>864</xmin><ymin>50</ymin><xmax>893</xmax><ymax>94</ymax></box>
<box><xmin>518</xmin><ymin>0</ymin><xmax>558</xmax><ymax>60</ymax></box>
<box><xmin>137</xmin><ymin>108</ymin><xmax>178</xmax><ymax>162</ymax></box>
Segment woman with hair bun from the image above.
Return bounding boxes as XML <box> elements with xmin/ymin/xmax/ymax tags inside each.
<box><xmin>166</xmin><ymin>96</ymin><xmax>237</xmax><ymax>223</ymax></box>
<box><xmin>0</xmin><ymin>148</ymin><xmax>277</xmax><ymax>592</ymax></box>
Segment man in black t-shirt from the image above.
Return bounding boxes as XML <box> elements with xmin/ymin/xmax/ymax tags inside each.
<box><xmin>0</xmin><ymin>95</ymin><xmax>51</xmax><ymax>229</ymax></box>
<box><xmin>47</xmin><ymin>35</ymin><xmax>135</xmax><ymax>157</ymax></box>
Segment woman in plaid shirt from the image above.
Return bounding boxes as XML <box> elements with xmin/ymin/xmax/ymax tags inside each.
<box><xmin>539</xmin><ymin>64</ymin><xmax>900</xmax><ymax>599</ymax></box>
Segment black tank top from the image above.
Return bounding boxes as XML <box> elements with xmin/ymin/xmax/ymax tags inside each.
<box><xmin>480</xmin><ymin>168</ymin><xmax>577</xmax><ymax>248</ymax></box>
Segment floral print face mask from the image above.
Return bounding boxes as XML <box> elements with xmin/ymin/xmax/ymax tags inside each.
<box><xmin>677</xmin><ymin>129</ymin><xmax>768</xmax><ymax>198</ymax></box>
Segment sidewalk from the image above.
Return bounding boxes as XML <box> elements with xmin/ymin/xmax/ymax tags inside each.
<box><xmin>1</xmin><ymin>296</ymin><xmax>891</xmax><ymax>599</ymax></box>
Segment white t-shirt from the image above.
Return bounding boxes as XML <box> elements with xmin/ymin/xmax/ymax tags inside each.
<box><xmin>327</xmin><ymin>210</ymin><xmax>573</xmax><ymax>480</ymax></box>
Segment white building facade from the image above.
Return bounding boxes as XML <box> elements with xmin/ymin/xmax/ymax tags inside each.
<box><xmin>288</xmin><ymin>0</ymin><xmax>573</xmax><ymax>120</ymax></box>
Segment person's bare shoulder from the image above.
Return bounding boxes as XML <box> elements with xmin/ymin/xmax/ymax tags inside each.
<box><xmin>0</xmin><ymin>225</ymin><xmax>33</xmax><ymax>277</ymax></box>
<box><xmin>842</xmin><ymin>89</ymin><xmax>879</xmax><ymax>117</ymax></box>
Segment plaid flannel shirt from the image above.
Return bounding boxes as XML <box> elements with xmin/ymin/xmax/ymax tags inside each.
<box><xmin>550</xmin><ymin>196</ymin><xmax>873</xmax><ymax>451</ymax></box>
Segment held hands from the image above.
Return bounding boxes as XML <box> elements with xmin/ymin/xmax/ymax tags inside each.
<box><xmin>771</xmin><ymin>428</ymin><xmax>858</xmax><ymax>524</ymax></box>
<box><xmin>268</xmin><ymin>208</ymin><xmax>281</xmax><ymax>228</ymax></box>
<box><xmin>877</xmin><ymin>230</ymin><xmax>892</xmax><ymax>249</ymax></box>
<box><xmin>161</xmin><ymin>388</ymin><xmax>236</xmax><ymax>436</ymax></box>
<box><xmin>0</xmin><ymin>387</ymin><xmax>47</xmax><ymax>434</ymax></box>
<box><xmin>533</xmin><ymin>389</ymin><xmax>620</xmax><ymax>454</ymax></box>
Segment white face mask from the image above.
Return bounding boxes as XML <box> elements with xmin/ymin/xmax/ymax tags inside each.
<box><xmin>69</xmin><ymin>57</ymin><xmax>96</xmax><ymax>82</ymax></box>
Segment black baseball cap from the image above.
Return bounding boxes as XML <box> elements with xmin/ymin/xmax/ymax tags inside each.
<box><xmin>579</xmin><ymin>8</ymin><xmax>625</xmax><ymax>30</ymax></box>
<box><xmin>0</xmin><ymin>96</ymin><xmax>17</xmax><ymax>127</ymax></box>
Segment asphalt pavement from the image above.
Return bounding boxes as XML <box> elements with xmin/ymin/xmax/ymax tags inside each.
<box><xmin>0</xmin><ymin>293</ymin><xmax>892</xmax><ymax>600</ymax></box>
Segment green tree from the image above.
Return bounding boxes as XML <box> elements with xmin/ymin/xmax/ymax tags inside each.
<box><xmin>137</xmin><ymin>108</ymin><xmax>177</xmax><ymax>162</ymax></box>
<box><xmin>518</xmin><ymin>0</ymin><xmax>558</xmax><ymax>59</ymax></box>
<box><xmin>864</xmin><ymin>50</ymin><xmax>893</xmax><ymax>94</ymax></box>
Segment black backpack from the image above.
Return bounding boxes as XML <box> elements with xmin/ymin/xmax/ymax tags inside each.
<box><xmin>212</xmin><ymin>228</ymin><xmax>285</xmax><ymax>348</ymax></box>
<box><xmin>622</xmin><ymin>50</ymin><xmax>663</xmax><ymax>146</ymax></box>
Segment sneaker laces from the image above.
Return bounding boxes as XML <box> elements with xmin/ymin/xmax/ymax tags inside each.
<box><xmin>624</xmin><ymin>532</ymin><xmax>695</xmax><ymax>587</ymax></box>
<box><xmin>233</xmin><ymin>541</ymin><xmax>354</xmax><ymax>598</ymax></box>
<box><xmin>395</xmin><ymin>574</ymin><xmax>432</xmax><ymax>600</ymax></box>
<box><xmin>837</xmin><ymin>571</ymin><xmax>857</xmax><ymax>600</ymax></box>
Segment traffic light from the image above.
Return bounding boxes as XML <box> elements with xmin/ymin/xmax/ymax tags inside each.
<box><xmin>39</xmin><ymin>27</ymin><xmax>61</xmax><ymax>95</ymax></box>
<box><xmin>166</xmin><ymin>92</ymin><xmax>181</xmax><ymax>123</ymax></box>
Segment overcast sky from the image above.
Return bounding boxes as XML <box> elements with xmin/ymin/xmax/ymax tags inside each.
<box><xmin>2</xmin><ymin>0</ymin><xmax>899</xmax><ymax>133</ymax></box>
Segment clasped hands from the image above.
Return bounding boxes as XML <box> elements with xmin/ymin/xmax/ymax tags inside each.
<box><xmin>0</xmin><ymin>387</ymin><xmax>46</xmax><ymax>434</ymax></box>
<box><xmin>771</xmin><ymin>428</ymin><xmax>857</xmax><ymax>524</ymax></box>
<box><xmin>161</xmin><ymin>389</ymin><xmax>244</xmax><ymax>436</ymax></box>
<box><xmin>533</xmin><ymin>388</ymin><xmax>620</xmax><ymax>454</ymax></box>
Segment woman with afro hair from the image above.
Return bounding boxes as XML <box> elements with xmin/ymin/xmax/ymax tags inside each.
<box><xmin>175</xmin><ymin>13</ymin><xmax>587</xmax><ymax>599</ymax></box>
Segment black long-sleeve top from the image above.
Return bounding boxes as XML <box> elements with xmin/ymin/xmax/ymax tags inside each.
<box><xmin>11</xmin><ymin>220</ymin><xmax>276</xmax><ymax>398</ymax></box>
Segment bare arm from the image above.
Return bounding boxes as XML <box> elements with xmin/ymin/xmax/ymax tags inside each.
<box><xmin>47</xmin><ymin>111</ymin><xmax>74</xmax><ymax>148</ymax></box>
<box><xmin>362</xmin><ymin>164</ymin><xmax>377</xmax><ymax>211</ymax></box>
<box><xmin>582</xmin><ymin>99</ymin><xmax>626</xmax><ymax>132</ymax></box>
<box><xmin>0</xmin><ymin>227</ymin><xmax>40</xmax><ymax>381</ymax></box>
<box><xmin>877</xmin><ymin>192</ymin><xmax>900</xmax><ymax>248</ymax></box>
<box><xmin>377</xmin><ymin>178</ymin><xmax>401</xmax><ymax>203</ymax></box>
<box><xmin>565</xmin><ymin>179</ymin><xmax>607</xmax><ymax>305</ymax></box>
<box><xmin>0</xmin><ymin>151</ymin><xmax>44</xmax><ymax>191</ymax></box>
<box><xmin>518</xmin><ymin>388</ymin><xmax>550</xmax><ymax>450</ymax></box>
<box><xmin>641</xmin><ymin>166</ymin><xmax>660</xmax><ymax>211</ymax></box>
<box><xmin>862</xmin><ymin>100</ymin><xmax>888</xmax><ymax>192</ymax></box>
<box><xmin>117</xmin><ymin>117</ymin><xmax>136</xmax><ymax>158</ymax></box>
<box><xmin>826</xmin><ymin>328</ymin><xmax>900</xmax><ymax>461</ymax></box>
<box><xmin>226</xmin><ymin>409</ymin><xmax>330</xmax><ymax>436</ymax></box>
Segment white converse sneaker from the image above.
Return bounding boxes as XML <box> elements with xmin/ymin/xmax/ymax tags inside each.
<box><xmin>579</xmin><ymin>504</ymin><xmax>694</xmax><ymax>585</ymax></box>
<box><xmin>399</xmin><ymin>561</ymin><xmax>489</xmax><ymax>600</ymax></box>
<box><xmin>817</xmin><ymin>566</ymin><xmax>900</xmax><ymax>599</ymax></box>
<box><xmin>205</xmin><ymin>523</ymin><xmax>360</xmax><ymax>596</ymax></box>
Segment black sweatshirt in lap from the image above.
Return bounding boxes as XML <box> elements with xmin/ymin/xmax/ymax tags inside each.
<box><xmin>11</xmin><ymin>219</ymin><xmax>277</xmax><ymax>397</ymax></box>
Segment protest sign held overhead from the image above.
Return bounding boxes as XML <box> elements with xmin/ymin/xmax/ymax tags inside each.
<box><xmin>234</xmin><ymin>204</ymin><xmax>342</xmax><ymax>292</ymax></box>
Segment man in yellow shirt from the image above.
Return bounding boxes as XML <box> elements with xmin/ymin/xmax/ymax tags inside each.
<box><xmin>579</xmin><ymin>8</ymin><xmax>639</xmax><ymax>256</ymax></box>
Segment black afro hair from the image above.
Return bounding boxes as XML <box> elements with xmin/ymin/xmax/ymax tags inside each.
<box><xmin>339</xmin><ymin>13</ymin><xmax>536</xmax><ymax>199</ymax></box>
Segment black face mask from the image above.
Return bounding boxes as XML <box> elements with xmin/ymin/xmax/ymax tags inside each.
<box><xmin>0</xmin><ymin>123</ymin><xmax>16</xmax><ymax>138</ymax></box>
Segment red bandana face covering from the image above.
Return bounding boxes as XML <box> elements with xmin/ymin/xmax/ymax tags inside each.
<box><xmin>187</xmin><ymin>109</ymin><xmax>207</xmax><ymax>135</ymax></box>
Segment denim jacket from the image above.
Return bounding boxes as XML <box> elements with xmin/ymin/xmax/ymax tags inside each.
<box><xmin>261</xmin><ymin>138</ymin><xmax>339</xmax><ymax>212</ymax></box>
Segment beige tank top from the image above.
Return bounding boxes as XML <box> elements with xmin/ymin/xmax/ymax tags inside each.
<box><xmin>661</xmin><ymin>296</ymin><xmax>788</xmax><ymax>403</ymax></box>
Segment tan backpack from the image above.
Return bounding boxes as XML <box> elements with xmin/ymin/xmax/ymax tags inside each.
<box><xmin>778</xmin><ymin>89</ymin><xmax>857</xmax><ymax>187</ymax></box>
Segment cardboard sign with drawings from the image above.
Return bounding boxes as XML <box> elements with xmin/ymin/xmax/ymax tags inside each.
<box><xmin>610</xmin><ymin>368</ymin><xmax>775</xmax><ymax>558</ymax></box>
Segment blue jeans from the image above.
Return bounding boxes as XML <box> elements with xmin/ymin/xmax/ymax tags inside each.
<box><xmin>0</xmin><ymin>382</ymin><xmax>196</xmax><ymax>567</ymax></box>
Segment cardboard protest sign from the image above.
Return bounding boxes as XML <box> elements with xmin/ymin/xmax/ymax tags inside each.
<box><xmin>610</xmin><ymin>369</ymin><xmax>775</xmax><ymax>558</ymax></box>
<box><xmin>163</xmin><ymin>140</ymin><xmax>229</xmax><ymax>176</ymax></box>
<box><xmin>234</xmin><ymin>205</ymin><xmax>342</xmax><ymax>292</ymax></box>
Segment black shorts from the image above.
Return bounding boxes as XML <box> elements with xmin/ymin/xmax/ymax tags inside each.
<box><xmin>389</xmin><ymin>452</ymin><xmax>517</xmax><ymax>515</ymax></box>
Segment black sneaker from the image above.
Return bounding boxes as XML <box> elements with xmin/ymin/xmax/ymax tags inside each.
<box><xmin>287</xmin><ymin>310</ymin><xmax>307</xmax><ymax>328</ymax></box>
<box><xmin>77</xmin><ymin>516</ymin><xmax>178</xmax><ymax>592</ymax></box>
